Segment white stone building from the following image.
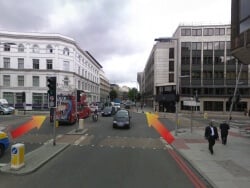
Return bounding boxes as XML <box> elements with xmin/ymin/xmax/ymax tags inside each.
<box><xmin>0</xmin><ymin>31</ymin><xmax>102</xmax><ymax>110</ymax></box>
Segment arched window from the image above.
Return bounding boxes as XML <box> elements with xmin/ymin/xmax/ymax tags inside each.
<box><xmin>46</xmin><ymin>45</ymin><xmax>53</xmax><ymax>53</ymax></box>
<box><xmin>18</xmin><ymin>44</ymin><xmax>25</xmax><ymax>52</ymax></box>
<box><xmin>63</xmin><ymin>47</ymin><xmax>70</xmax><ymax>56</ymax></box>
<box><xmin>33</xmin><ymin>44</ymin><xmax>40</xmax><ymax>53</ymax></box>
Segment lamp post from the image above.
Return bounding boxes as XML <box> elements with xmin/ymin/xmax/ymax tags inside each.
<box><xmin>175</xmin><ymin>75</ymin><xmax>190</xmax><ymax>136</ymax></box>
<box><xmin>228</xmin><ymin>63</ymin><xmax>243</xmax><ymax>124</ymax></box>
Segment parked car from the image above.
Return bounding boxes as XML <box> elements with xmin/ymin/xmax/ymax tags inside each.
<box><xmin>113</xmin><ymin>109</ymin><xmax>131</xmax><ymax>129</ymax></box>
<box><xmin>101</xmin><ymin>106</ymin><xmax>116</xmax><ymax>117</ymax></box>
<box><xmin>0</xmin><ymin>131</ymin><xmax>10</xmax><ymax>157</ymax></box>
<box><xmin>0</xmin><ymin>99</ymin><xmax>15</xmax><ymax>112</ymax></box>
<box><xmin>0</xmin><ymin>104</ymin><xmax>13</xmax><ymax>115</ymax></box>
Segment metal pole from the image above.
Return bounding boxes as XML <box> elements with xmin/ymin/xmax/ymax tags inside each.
<box><xmin>53</xmin><ymin>108</ymin><xmax>56</xmax><ymax>146</ymax></box>
<box><xmin>191</xmin><ymin>106</ymin><xmax>193</xmax><ymax>133</ymax></box>
<box><xmin>175</xmin><ymin>38</ymin><xmax>179</xmax><ymax>136</ymax></box>
<box><xmin>228</xmin><ymin>63</ymin><xmax>242</xmax><ymax>124</ymax></box>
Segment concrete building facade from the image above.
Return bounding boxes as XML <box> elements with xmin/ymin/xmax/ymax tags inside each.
<box><xmin>100</xmin><ymin>69</ymin><xmax>110</xmax><ymax>103</ymax></box>
<box><xmin>0</xmin><ymin>31</ymin><xmax>103</xmax><ymax>110</ymax></box>
<box><xmin>138</xmin><ymin>24</ymin><xmax>250</xmax><ymax>114</ymax></box>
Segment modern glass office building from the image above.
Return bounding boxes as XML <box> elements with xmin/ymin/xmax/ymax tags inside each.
<box><xmin>139</xmin><ymin>24</ymin><xmax>250</xmax><ymax>114</ymax></box>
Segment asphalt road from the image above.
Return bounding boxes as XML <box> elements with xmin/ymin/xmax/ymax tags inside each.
<box><xmin>0</xmin><ymin>111</ymin><xmax>208</xmax><ymax>188</ymax></box>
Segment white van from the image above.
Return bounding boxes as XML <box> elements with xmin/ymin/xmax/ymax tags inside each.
<box><xmin>0</xmin><ymin>99</ymin><xmax>15</xmax><ymax>112</ymax></box>
<box><xmin>0</xmin><ymin>99</ymin><xmax>8</xmax><ymax>105</ymax></box>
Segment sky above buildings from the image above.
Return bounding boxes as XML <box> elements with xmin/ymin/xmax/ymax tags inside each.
<box><xmin>0</xmin><ymin>0</ymin><xmax>231</xmax><ymax>88</ymax></box>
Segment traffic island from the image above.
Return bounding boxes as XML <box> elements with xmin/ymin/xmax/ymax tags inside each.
<box><xmin>0</xmin><ymin>143</ymin><xmax>69</xmax><ymax>175</ymax></box>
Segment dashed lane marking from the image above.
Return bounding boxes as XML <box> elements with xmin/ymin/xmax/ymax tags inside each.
<box><xmin>73</xmin><ymin>135</ymin><xmax>87</xmax><ymax>145</ymax></box>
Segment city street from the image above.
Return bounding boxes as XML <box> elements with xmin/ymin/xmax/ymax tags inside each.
<box><xmin>0</xmin><ymin>111</ymin><xmax>210</xmax><ymax>188</ymax></box>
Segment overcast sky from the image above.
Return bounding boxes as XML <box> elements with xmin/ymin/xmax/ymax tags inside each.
<box><xmin>0</xmin><ymin>0</ymin><xmax>231</xmax><ymax>88</ymax></box>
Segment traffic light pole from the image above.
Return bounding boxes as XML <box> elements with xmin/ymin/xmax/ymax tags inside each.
<box><xmin>228</xmin><ymin>63</ymin><xmax>242</xmax><ymax>124</ymax></box>
<box><xmin>53</xmin><ymin>108</ymin><xmax>56</xmax><ymax>146</ymax></box>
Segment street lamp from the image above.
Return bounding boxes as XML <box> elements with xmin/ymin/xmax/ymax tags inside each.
<box><xmin>228</xmin><ymin>63</ymin><xmax>243</xmax><ymax>124</ymax></box>
<box><xmin>175</xmin><ymin>75</ymin><xmax>190</xmax><ymax>136</ymax></box>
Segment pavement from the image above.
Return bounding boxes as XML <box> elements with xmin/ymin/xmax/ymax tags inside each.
<box><xmin>0</xmin><ymin>128</ymin><xmax>87</xmax><ymax>175</ymax></box>
<box><xmin>1</xmin><ymin>108</ymin><xmax>250</xmax><ymax>188</ymax></box>
<box><xmin>139</xmin><ymin>107</ymin><xmax>250</xmax><ymax>188</ymax></box>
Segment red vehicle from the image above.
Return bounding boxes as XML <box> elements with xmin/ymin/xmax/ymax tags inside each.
<box><xmin>56</xmin><ymin>93</ymin><xmax>91</xmax><ymax>125</ymax></box>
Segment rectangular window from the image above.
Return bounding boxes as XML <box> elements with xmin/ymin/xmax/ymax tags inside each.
<box><xmin>203</xmin><ymin>42</ymin><xmax>213</xmax><ymax>50</ymax></box>
<box><xmin>63</xmin><ymin>61</ymin><xmax>70</xmax><ymax>71</ymax></box>
<box><xmin>3</xmin><ymin>57</ymin><xmax>10</xmax><ymax>68</ymax></box>
<box><xmin>4</xmin><ymin>44</ymin><xmax>10</xmax><ymax>51</ymax></box>
<box><xmin>46</xmin><ymin>59</ymin><xmax>53</xmax><ymax>70</ymax></box>
<box><xmin>33</xmin><ymin>76</ymin><xmax>39</xmax><ymax>87</ymax></box>
<box><xmin>78</xmin><ymin>66</ymin><xmax>80</xmax><ymax>75</ymax></box>
<box><xmin>18</xmin><ymin>75</ymin><xmax>24</xmax><ymax>86</ymax></box>
<box><xmin>169</xmin><ymin>48</ymin><xmax>174</xmax><ymax>59</ymax></box>
<box><xmin>181</xmin><ymin>28</ymin><xmax>191</xmax><ymax>36</ymax></box>
<box><xmin>169</xmin><ymin>73</ymin><xmax>174</xmax><ymax>82</ymax></box>
<box><xmin>169</xmin><ymin>61</ymin><xmax>174</xmax><ymax>72</ymax></box>
<box><xmin>203</xmin><ymin>28</ymin><xmax>214</xmax><ymax>36</ymax></box>
<box><xmin>32</xmin><ymin>93</ymin><xmax>43</xmax><ymax>106</ymax></box>
<box><xmin>33</xmin><ymin>59</ymin><xmax>40</xmax><ymax>69</ymax></box>
<box><xmin>192</xmin><ymin>42</ymin><xmax>202</xmax><ymax>50</ymax></box>
<box><xmin>18</xmin><ymin>58</ymin><xmax>24</xmax><ymax>69</ymax></box>
<box><xmin>3</xmin><ymin>75</ymin><xmax>10</xmax><ymax>86</ymax></box>
<box><xmin>215</xmin><ymin>28</ymin><xmax>225</xmax><ymax>35</ymax></box>
<box><xmin>192</xmin><ymin>29</ymin><xmax>202</xmax><ymax>36</ymax></box>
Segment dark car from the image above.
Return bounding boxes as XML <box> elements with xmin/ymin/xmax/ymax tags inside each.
<box><xmin>113</xmin><ymin>109</ymin><xmax>131</xmax><ymax>129</ymax></box>
<box><xmin>101</xmin><ymin>106</ymin><xmax>116</xmax><ymax>116</ymax></box>
<box><xmin>0</xmin><ymin>131</ymin><xmax>10</xmax><ymax>157</ymax></box>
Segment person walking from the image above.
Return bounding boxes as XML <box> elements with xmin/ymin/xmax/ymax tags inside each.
<box><xmin>219</xmin><ymin>120</ymin><xmax>230</xmax><ymax>145</ymax></box>
<box><xmin>205</xmin><ymin>120</ymin><xmax>219</xmax><ymax>155</ymax></box>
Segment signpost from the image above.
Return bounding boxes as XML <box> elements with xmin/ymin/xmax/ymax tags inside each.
<box><xmin>183</xmin><ymin>99</ymin><xmax>200</xmax><ymax>133</ymax></box>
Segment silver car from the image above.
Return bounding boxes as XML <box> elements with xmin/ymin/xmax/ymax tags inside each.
<box><xmin>0</xmin><ymin>105</ymin><xmax>12</xmax><ymax>115</ymax></box>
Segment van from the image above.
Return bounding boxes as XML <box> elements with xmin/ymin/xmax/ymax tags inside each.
<box><xmin>0</xmin><ymin>99</ymin><xmax>8</xmax><ymax>105</ymax></box>
<box><xmin>0</xmin><ymin>99</ymin><xmax>15</xmax><ymax>113</ymax></box>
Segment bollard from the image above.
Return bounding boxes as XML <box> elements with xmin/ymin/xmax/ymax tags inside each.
<box><xmin>14</xmin><ymin>109</ymin><xmax>18</xmax><ymax>115</ymax></box>
<box><xmin>56</xmin><ymin>120</ymin><xmax>59</xmax><ymax>128</ymax></box>
<box><xmin>79</xmin><ymin>119</ymin><xmax>84</xmax><ymax>130</ymax></box>
<box><xmin>11</xmin><ymin>143</ymin><xmax>25</xmax><ymax>170</ymax></box>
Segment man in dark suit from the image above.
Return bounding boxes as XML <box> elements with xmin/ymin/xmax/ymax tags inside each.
<box><xmin>205</xmin><ymin>120</ymin><xmax>219</xmax><ymax>155</ymax></box>
<box><xmin>219</xmin><ymin>120</ymin><xmax>230</xmax><ymax>145</ymax></box>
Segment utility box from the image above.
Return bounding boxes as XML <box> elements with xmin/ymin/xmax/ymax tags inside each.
<box><xmin>11</xmin><ymin>143</ymin><xmax>25</xmax><ymax>170</ymax></box>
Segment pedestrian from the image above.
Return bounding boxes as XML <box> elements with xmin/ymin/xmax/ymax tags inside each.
<box><xmin>219</xmin><ymin>120</ymin><xmax>230</xmax><ymax>145</ymax></box>
<box><xmin>204</xmin><ymin>120</ymin><xmax>219</xmax><ymax>155</ymax></box>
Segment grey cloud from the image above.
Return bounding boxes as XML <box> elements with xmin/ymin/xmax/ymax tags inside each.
<box><xmin>0</xmin><ymin>0</ymin><xmax>56</xmax><ymax>31</ymax></box>
<box><xmin>0</xmin><ymin>0</ymin><xmax>142</xmax><ymax>84</ymax></box>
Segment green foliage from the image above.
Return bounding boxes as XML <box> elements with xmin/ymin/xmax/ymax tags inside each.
<box><xmin>109</xmin><ymin>90</ymin><xmax>117</xmax><ymax>101</ymax></box>
<box><xmin>128</xmin><ymin>87</ymin><xmax>138</xmax><ymax>101</ymax></box>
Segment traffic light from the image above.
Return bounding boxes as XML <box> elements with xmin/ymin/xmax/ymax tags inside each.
<box><xmin>77</xmin><ymin>90</ymin><xmax>83</xmax><ymax>102</ymax></box>
<box><xmin>47</xmin><ymin>77</ymin><xmax>57</xmax><ymax>108</ymax></box>
<box><xmin>22</xmin><ymin>92</ymin><xmax>26</xmax><ymax>103</ymax></box>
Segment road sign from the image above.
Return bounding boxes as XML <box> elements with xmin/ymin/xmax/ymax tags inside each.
<box><xmin>183</xmin><ymin>101</ymin><xmax>200</xmax><ymax>106</ymax></box>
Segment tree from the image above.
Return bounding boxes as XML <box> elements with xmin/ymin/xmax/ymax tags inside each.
<box><xmin>128</xmin><ymin>88</ymin><xmax>138</xmax><ymax>102</ymax></box>
<box><xmin>109</xmin><ymin>90</ymin><xmax>117</xmax><ymax>101</ymax></box>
